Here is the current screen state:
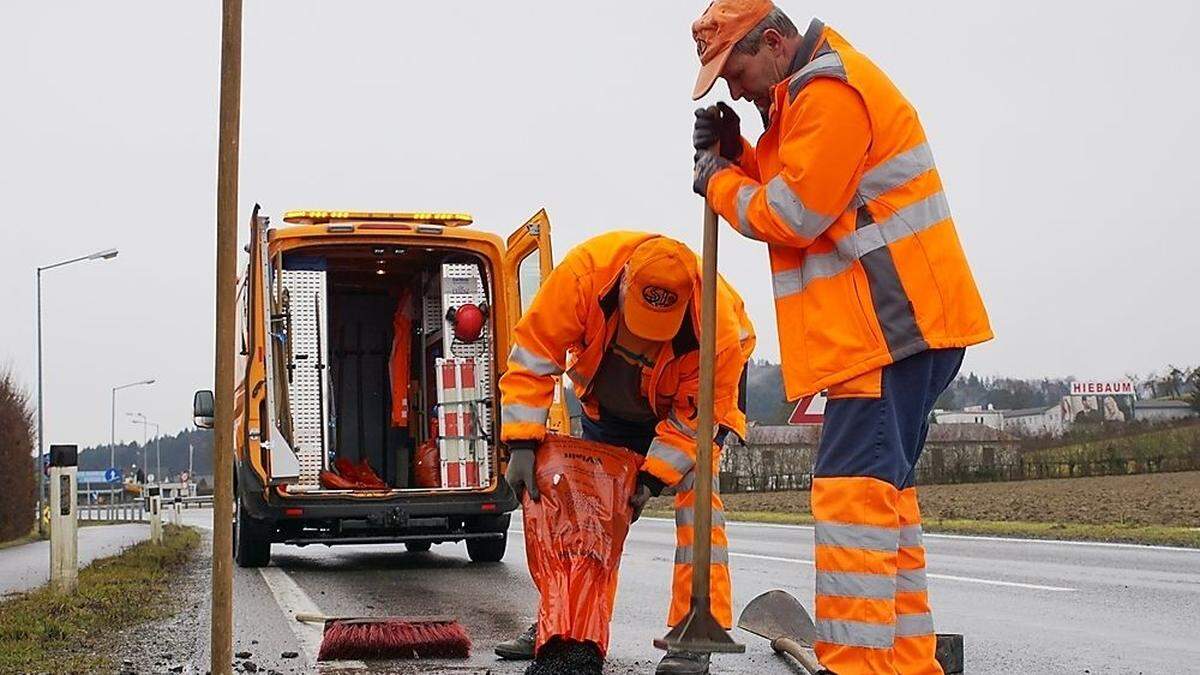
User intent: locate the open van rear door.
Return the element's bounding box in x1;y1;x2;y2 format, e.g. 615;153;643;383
251;206;302;484
503;209;570;434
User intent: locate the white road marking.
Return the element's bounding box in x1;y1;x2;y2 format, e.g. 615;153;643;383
728;552;1077;592
636;516;1199;553
258;566;367;671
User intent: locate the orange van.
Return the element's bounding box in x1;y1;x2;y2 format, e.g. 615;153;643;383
194;207;564;566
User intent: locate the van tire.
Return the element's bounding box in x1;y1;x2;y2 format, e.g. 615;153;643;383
405;541;432;553
466;533;507;563
234;493;272;568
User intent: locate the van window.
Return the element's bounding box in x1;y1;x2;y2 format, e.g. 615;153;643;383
517;252;541;315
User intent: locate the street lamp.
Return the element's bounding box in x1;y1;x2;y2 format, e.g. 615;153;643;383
36;247;119;530
111;379;155;468
127;413;161;481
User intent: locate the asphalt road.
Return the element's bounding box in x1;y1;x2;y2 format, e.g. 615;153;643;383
176;508;1200;674
0;523;149;597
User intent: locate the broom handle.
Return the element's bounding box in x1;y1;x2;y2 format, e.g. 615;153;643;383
688;202;720;611
295;612;329;624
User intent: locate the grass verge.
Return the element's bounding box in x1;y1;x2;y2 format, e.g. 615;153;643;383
641;509;1200;548
0;524;200;674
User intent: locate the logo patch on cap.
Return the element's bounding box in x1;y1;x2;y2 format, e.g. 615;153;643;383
642;286;679;310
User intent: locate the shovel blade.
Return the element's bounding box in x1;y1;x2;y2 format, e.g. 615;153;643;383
737;590;817;647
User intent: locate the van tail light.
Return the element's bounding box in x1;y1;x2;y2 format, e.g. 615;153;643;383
284;507;304;517
481;503;497;512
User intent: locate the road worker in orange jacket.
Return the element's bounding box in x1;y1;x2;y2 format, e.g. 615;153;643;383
689;2;993;674
495;231;755;675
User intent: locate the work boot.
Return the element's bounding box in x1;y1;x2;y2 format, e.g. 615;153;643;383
494;622;536;660
656;650;711;674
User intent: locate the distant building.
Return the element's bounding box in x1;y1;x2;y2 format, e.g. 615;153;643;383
1134;399;1197;423
719;423;1019;491
933;404;1004;430
1001;404;1066;437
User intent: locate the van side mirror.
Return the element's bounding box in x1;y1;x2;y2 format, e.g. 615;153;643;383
193;390;215;429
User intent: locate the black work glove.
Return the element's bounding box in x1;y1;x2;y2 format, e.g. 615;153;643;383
693;102;743;161
630;472;666;523
504;442;539;502
693;150;731;198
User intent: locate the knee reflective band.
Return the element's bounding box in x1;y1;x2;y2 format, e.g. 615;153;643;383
812;476;899;675
894;487;943;675
669;469;732;629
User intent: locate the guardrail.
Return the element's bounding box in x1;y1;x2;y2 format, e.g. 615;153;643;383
77;501;147;523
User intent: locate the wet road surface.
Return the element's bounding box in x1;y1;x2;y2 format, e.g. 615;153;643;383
177;509;1200;674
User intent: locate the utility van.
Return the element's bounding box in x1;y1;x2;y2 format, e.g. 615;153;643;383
194;207;565;566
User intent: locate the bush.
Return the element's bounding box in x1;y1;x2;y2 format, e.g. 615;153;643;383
0;368;37;543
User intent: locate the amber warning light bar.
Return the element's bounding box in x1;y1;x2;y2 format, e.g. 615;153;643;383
283;210;474;228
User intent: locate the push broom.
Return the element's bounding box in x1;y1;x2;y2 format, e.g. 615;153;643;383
295;612;471;661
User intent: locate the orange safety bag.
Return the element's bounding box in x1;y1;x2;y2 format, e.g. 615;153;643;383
522;434;642;657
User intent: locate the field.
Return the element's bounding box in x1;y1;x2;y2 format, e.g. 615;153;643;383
646;470;1200;546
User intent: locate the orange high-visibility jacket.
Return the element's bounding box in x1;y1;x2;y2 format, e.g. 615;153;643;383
499;231;756;488
707;24;992;401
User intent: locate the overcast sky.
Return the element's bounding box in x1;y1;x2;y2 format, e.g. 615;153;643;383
2;2;1197;449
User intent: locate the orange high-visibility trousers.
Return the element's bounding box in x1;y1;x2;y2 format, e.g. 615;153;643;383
811;348;962;674
669;462;732;628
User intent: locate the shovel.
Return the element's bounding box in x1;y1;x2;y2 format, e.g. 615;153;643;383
738;590;832;674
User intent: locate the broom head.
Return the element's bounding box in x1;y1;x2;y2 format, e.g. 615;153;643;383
317;616;471;661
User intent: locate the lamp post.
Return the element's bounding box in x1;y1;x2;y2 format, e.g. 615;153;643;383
36;248;119;532
111;379;155;468
126;413;160;481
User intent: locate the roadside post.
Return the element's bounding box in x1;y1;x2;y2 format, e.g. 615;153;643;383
211;0;243;672
148;485;163;544
171;495;182;526
48;444;79;593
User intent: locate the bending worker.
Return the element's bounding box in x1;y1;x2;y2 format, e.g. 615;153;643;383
689;2;993;674
496;231;755;675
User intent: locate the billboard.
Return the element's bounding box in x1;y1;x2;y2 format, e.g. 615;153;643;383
1069;380;1135;396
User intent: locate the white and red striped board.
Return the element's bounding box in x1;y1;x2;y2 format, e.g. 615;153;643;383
435;357;488;488
788;391;827;425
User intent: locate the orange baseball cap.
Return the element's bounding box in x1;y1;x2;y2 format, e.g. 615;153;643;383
691;0;775;100
622;239;699;342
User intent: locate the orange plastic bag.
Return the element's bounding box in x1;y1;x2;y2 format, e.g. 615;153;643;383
413;439;441;488
522;434;642;657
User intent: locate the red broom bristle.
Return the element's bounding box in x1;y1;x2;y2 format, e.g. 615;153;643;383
317;619;471;661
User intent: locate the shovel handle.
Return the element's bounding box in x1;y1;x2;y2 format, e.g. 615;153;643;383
771;636;834;674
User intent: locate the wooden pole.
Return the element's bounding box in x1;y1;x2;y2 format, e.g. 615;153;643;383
211;0;241;672
690;204;720;608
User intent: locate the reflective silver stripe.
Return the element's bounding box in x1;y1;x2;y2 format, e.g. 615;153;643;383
677;470;720;494
734;184;763;241
500;403;548;426
859;143;935;200
648;439;695;475
771;267;803;299
815;522;899;552
667;411;697;439
739;325;752;342
509;345;562;376
895;613;935;637
815;619;895;649
675;506;727;529
770;191;952;301
898;525;924;548
565;366;590;390
787;51;847;101
896;568;928;593
816;571;896;600
675;545;730;565
766;175;837;241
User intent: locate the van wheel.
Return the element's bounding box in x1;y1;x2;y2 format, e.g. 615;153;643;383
466;532;507;563
234;493;272;568
405;541;432;553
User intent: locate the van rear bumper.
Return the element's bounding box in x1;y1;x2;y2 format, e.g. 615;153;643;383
236;462;519;545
